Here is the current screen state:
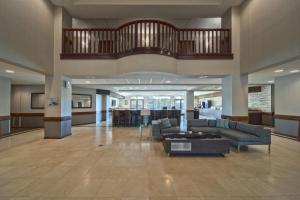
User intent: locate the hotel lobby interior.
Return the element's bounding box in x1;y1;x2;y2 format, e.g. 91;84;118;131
1;0;300;199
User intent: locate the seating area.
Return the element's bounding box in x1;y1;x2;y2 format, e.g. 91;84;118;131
152;118;271;154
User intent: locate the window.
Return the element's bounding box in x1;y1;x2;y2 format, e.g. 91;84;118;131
130;97;144;109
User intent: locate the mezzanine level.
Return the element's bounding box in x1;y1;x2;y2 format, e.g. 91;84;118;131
61;20;233;60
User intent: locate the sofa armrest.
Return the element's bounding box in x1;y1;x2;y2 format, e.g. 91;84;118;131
151;120;162;138
259;128;272;144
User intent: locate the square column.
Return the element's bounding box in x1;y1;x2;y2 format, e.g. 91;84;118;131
222;74;248;121
186;91;194;120
44;74;72;139
101;95;108;121
0;77;11;137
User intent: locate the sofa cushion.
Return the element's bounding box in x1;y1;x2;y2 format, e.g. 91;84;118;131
220;129;259;142
208;119;217;127
161;126;181;133
216;119;229;128
229;120;237;129
169;118;178;127
190;127;219;133
236;122;261;137
188;119;208;127
161;118;171;129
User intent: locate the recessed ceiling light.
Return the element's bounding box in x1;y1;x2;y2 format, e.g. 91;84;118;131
274;69;284;73
199;76;208;79
165;80;171;83
85;80;91;84
268;80;274;83
290;69;300;73
5;69;15;74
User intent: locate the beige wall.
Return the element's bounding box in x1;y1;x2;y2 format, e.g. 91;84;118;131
240;0;300;74
275;73;300;116
0;77;11;116
11;85;96;114
0;0;54;74
72;18;221;29
11;85;44;113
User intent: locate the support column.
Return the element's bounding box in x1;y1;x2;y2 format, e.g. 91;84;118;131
101;95;108;121
0;77;11;137
222;74;248;122
44;74;72;139
186;90;194;120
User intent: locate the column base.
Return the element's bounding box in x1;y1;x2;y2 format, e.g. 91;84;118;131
44;116;72;139
0;116;10;137
221;115;249;122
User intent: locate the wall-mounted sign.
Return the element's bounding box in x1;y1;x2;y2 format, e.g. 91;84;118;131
48;97;59;106
64;80;71;89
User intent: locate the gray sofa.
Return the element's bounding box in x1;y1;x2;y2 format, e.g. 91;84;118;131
187;119;271;152
151;118;180;139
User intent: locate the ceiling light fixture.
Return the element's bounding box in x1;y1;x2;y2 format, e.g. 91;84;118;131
290;69;300;73
85;80;91;84
5;69;15;74
199;76;208;79
268;80;274;83
274;69;284;73
165;80;171;84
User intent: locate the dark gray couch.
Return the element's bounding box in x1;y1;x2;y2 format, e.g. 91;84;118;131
187;119;271;152
151;118;180;139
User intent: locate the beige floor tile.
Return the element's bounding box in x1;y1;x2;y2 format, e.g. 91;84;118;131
0;126;300;199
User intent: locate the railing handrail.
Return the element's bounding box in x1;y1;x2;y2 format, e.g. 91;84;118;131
61;19;233;60
63;19;231;32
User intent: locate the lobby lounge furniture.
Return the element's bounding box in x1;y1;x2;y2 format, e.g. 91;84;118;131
162;133;230;156
187;119;271;152
151;118;181;139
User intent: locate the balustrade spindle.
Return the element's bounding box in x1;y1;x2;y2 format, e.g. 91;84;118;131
61;20;232;59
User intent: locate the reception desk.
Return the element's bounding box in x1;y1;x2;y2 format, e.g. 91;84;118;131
112;109;181;127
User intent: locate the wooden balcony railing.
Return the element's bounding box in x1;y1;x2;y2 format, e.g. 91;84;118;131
61;20;233;60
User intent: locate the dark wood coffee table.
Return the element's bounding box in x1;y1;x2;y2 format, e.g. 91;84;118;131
162;133;230;156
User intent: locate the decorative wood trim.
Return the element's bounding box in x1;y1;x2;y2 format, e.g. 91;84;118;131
274;114;300;121
221;115;249;122
273;131;299;141
61;52;234;60
72;111;96;115
186;110;194;112
262;112;274;116
11;113;44;117
44;116;72;121
0;115;10;121
298;121;300;141
73;122;96;126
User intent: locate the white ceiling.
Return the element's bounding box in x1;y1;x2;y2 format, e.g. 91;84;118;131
50;0;245;19
2;57;299;92
0;61;44;85
73;72;222;92
248;58;300;85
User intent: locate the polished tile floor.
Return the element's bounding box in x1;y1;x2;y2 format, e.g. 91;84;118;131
0;126;300;200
